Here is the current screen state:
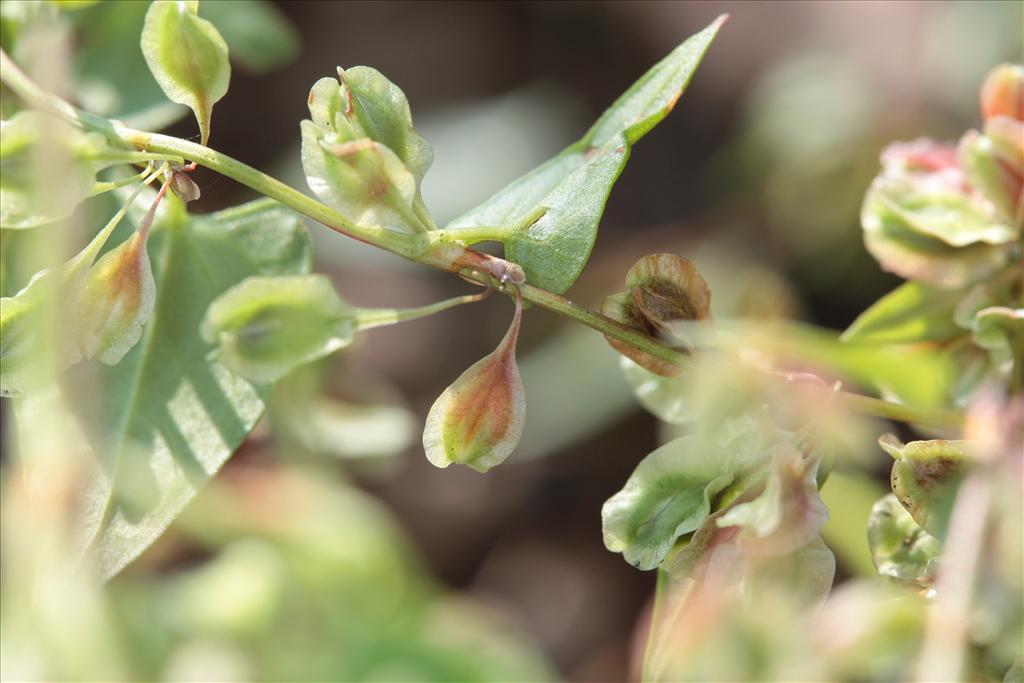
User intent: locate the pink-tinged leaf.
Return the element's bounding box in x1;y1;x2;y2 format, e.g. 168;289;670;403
422;294;525;473
716;445;829;556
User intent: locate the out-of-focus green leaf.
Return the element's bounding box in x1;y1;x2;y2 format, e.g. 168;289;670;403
867;493;940;588
141;0;230;145
842;281;966;344
1;183;153;395
301;67;434;233
270;367;416;460
197;0;298;74
202;274;353;384
620;356;689;424
820;470;887;577
860;141;1017;289
74;196;311;579
879;433;968;538
972;306;1024;354
740;321;956;410
448;17;725;294
0;111;130;229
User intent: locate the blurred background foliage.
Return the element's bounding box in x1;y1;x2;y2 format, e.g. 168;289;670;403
1;1;1022;681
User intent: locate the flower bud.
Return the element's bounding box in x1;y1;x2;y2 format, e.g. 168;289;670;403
66;229;156;366
980;64;1024;123
422;294;525;473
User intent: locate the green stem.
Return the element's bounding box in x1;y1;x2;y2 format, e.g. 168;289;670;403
0;48;965;432
354;289;492;330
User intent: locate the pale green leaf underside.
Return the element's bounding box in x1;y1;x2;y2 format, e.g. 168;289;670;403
602;434;738;571
448;17;724;294
80;197;310;579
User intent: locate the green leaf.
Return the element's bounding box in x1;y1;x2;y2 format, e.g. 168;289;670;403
202;274;354;384
74;196;310;579
300;68;434;234
447;17;725;294
602;420;777;570
141;0;230;145
842;281;966;344
879;434;968;538
867;493;940;588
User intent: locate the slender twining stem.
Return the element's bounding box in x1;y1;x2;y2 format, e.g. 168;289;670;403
354;288;493;330
0;48;966;431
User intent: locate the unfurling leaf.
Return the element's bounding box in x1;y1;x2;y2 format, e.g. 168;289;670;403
601;253;711;376
601;418;783;570
201;274;354;384
716;445;828;556
980;64;1024;123
861;139;1016;288
867;493;940;588
422;294;525;473
301;67;433;233
141;0;231;145
448;17;725;294
879;434;968;538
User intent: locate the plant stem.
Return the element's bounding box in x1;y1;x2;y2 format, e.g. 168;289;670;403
0;48;966;431
354;289;493;330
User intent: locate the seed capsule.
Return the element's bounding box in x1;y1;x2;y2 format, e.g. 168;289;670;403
422;293;525;473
